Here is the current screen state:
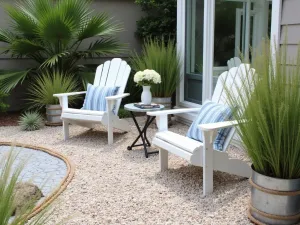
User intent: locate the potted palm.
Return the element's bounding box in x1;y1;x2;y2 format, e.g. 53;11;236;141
27;70;80;126
131;39;181;109
227;42;300;225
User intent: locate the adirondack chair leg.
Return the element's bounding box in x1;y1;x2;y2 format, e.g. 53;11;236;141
63;121;69;141
107;100;114;145
159;149;168;171
202;130;217;197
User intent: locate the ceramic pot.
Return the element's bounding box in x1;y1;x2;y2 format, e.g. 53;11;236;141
141;86;152;104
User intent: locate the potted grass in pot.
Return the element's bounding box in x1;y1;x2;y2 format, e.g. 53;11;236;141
131;38;181;110
226;42;300;225
27;70;80;126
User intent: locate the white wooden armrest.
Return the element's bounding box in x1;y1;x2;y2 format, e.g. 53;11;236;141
198;120;238;131
53;91;87;97
147;108;201;116
105;93;130;101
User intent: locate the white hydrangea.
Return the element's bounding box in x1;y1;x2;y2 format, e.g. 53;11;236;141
134;69;161;86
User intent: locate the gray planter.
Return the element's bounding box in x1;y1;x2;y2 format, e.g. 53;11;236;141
46;104;62;126
249;166;300;225
152;97;172;109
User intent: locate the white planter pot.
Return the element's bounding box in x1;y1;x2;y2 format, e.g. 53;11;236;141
141;86;152;104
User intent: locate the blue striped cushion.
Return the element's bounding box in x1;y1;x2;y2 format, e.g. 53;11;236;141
186;101;233;151
82;84;120;113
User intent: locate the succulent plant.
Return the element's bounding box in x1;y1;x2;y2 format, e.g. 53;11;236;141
19;112;44;131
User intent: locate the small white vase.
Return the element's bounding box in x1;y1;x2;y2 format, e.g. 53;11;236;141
141;86;152;105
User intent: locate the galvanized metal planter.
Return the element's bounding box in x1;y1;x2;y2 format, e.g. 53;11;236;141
46;104;62;126
152;97;172;109
249;166;300;225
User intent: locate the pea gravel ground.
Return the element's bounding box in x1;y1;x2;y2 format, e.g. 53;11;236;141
0;117;252;225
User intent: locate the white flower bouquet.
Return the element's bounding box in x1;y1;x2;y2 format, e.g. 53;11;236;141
134;69;161;86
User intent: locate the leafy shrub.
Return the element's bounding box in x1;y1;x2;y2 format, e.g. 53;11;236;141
135;0;176;41
19;112;44;131
131;39;181;97
0;0;124;93
0;92;9;112
27;70;80;109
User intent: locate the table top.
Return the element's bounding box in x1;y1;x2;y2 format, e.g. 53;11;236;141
124;103;165;112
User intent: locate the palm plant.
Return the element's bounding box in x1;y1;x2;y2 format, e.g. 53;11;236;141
0;0;124;93
131;39;181;97
0;150;51;224
226;41;300;179
27;70;80;109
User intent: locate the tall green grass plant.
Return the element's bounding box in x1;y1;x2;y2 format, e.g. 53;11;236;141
226;41;300;179
131;39;181;97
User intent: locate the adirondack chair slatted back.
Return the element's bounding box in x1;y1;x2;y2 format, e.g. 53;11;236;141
211;64;255;151
93;58;131;114
227;57;242;69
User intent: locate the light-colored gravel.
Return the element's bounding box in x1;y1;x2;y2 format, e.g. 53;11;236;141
0;117;252;225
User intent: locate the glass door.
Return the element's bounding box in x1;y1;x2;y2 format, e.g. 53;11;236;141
184;0;204;104
213;0;272;90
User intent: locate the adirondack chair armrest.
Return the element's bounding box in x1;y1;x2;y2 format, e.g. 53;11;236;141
198;120;239;131
105;93;130;101
147;108;201;117
53;91;87;97
53;91;87;109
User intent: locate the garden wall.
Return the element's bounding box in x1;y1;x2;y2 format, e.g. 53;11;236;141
0;0;144;111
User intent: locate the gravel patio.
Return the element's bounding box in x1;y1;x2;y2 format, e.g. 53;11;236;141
0;117;252;225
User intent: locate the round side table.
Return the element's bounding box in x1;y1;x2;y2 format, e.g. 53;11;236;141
124;103;165;158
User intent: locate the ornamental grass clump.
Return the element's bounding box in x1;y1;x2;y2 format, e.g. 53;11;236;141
226;41;300;179
27;70;80;109
19;111;44;131
131;39;181;97
0;150;51;225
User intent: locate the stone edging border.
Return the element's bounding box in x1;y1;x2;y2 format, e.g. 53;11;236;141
0;142;75;220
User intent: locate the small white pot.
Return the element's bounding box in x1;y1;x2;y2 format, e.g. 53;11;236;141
141;86;152;104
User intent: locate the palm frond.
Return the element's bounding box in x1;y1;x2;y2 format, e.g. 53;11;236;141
40;51;71;69
11;39;45;56
78;14;123;41
0;70;31;93
3;3;38;39
83;39;125;57
0;29;16;44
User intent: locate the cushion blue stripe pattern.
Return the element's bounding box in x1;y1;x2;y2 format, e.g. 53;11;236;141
82;84;120;114
186;101;233;151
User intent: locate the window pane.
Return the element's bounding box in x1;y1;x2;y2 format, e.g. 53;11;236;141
184;0;204;104
212;0;272;93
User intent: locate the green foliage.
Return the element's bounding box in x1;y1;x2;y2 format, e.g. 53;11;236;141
27;70;80;109
118;108;131;119
19;111;44;131
0;0;124;93
135;0;176;41
226;41;300;179
0;150;51;225
131;39;181;97
0;91;9;112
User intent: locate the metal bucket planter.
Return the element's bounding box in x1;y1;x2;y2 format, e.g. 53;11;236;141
152;97;172;126
249;166;300;225
46;104;62;126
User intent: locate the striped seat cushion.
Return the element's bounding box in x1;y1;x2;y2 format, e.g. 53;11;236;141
82;84;120;113
186;101;233;151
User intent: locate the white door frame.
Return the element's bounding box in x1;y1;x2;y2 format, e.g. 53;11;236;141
176;0;282;111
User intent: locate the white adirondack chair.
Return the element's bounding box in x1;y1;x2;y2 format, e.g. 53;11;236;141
227;57;242;69
54;58;131;145
147;64;254;196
